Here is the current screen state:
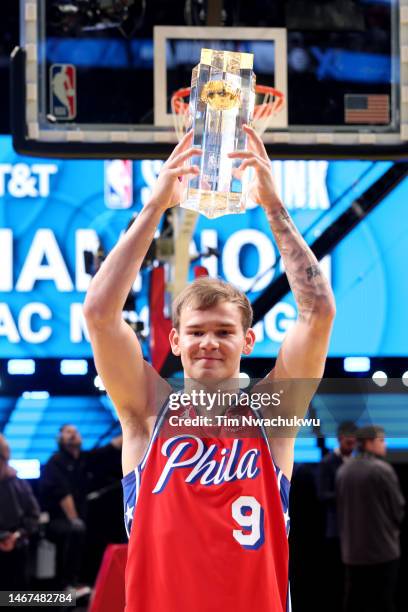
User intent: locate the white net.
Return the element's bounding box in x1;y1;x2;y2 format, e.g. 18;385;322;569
171;85;285;142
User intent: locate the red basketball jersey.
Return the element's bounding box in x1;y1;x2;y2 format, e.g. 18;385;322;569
122;401;291;612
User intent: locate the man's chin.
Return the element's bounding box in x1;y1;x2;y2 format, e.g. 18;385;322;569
186;367;231;384
65;443;81;451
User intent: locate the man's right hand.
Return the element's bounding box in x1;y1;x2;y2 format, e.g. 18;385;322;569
149;130;201;211
69;517;86;532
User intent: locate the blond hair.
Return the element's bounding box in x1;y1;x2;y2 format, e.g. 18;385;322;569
172;277;253;331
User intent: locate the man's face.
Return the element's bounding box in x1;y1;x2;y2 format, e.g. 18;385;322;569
59;425;82;450
169;302;255;382
366;435;387;457
339;435;356;457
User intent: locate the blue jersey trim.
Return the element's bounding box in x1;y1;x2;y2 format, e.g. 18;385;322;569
139;397;171;471
253;407;291;535
121;395;173;536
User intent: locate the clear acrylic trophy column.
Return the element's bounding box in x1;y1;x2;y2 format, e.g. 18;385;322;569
180;49;255;219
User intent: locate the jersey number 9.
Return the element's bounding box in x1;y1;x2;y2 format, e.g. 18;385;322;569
232;495;265;550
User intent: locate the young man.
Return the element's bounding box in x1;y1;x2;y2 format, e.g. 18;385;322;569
84;127;336;611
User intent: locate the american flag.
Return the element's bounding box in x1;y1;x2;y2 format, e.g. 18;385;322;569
344;94;390;124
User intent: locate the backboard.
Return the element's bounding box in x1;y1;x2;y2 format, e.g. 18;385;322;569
11;0;408;159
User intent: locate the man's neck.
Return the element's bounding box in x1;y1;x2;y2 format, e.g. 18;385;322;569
360;449;384;460
182;378;242;417
63;446;80;459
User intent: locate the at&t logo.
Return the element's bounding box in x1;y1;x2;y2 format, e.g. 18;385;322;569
0;164;58;198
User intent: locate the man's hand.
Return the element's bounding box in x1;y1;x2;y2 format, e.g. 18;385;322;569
69;518;86;533
228;125;280;212
0;532;19;552
150;131;201;211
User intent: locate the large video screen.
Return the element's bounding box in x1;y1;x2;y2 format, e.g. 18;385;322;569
0;135;407;358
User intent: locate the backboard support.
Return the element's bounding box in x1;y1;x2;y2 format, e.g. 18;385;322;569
11;0;408;160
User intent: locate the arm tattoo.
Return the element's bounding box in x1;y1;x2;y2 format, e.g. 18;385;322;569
266;206;334;323
306;265;322;281
277;207;290;222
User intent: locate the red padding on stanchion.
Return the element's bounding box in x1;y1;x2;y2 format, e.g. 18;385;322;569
194;266;209;278
150;266;172;372
89;544;128;612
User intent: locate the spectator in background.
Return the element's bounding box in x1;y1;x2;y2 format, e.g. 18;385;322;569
319;421;357;538
40;424;122;589
0;433;40;590
337;425;405;612
318;422;357;612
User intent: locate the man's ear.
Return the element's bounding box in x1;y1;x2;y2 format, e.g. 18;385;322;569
242;328;256;356
169;328;181;356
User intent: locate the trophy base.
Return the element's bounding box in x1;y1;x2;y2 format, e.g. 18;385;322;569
181;189;246;219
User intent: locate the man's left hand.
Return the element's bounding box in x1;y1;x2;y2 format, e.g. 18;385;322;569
0;532;19;552
228;125;281;212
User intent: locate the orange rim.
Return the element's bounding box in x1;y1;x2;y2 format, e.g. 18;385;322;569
171;84;285;118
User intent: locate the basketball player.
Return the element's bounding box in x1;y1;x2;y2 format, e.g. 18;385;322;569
84;126;336;612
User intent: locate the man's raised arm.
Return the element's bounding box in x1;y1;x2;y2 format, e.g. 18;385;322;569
230;127;335;479
230;125;336;381
263;193;335;379
83;132;200;427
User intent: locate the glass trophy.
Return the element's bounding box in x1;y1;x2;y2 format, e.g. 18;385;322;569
181;49;255;219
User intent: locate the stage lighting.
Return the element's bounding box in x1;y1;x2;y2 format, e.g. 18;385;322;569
343;357;370;373
372;370;387;387
94;375;105;391
9;459;40;479
239;372;251;388
49;0;144;36
7;359;36;375
21;391;50;399
60;359;88;375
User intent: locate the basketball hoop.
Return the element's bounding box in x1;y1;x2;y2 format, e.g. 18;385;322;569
171;84;285;141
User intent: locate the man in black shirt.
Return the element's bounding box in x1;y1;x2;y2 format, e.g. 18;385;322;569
318;422;357;612
0;433;40;590
319;421;357;539
337;425;405;612
40;424;121;588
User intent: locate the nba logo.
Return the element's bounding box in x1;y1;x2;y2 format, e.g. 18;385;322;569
50;64;77;120
104;160;133;209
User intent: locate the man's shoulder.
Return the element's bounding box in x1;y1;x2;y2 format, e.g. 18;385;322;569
359;453;392;473
13;476;36;497
82;444;118;461
359;457;398;491
338;453;391;477
44;451;59;463
370;456;396;478
43;451;68;470
336;455;358;477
